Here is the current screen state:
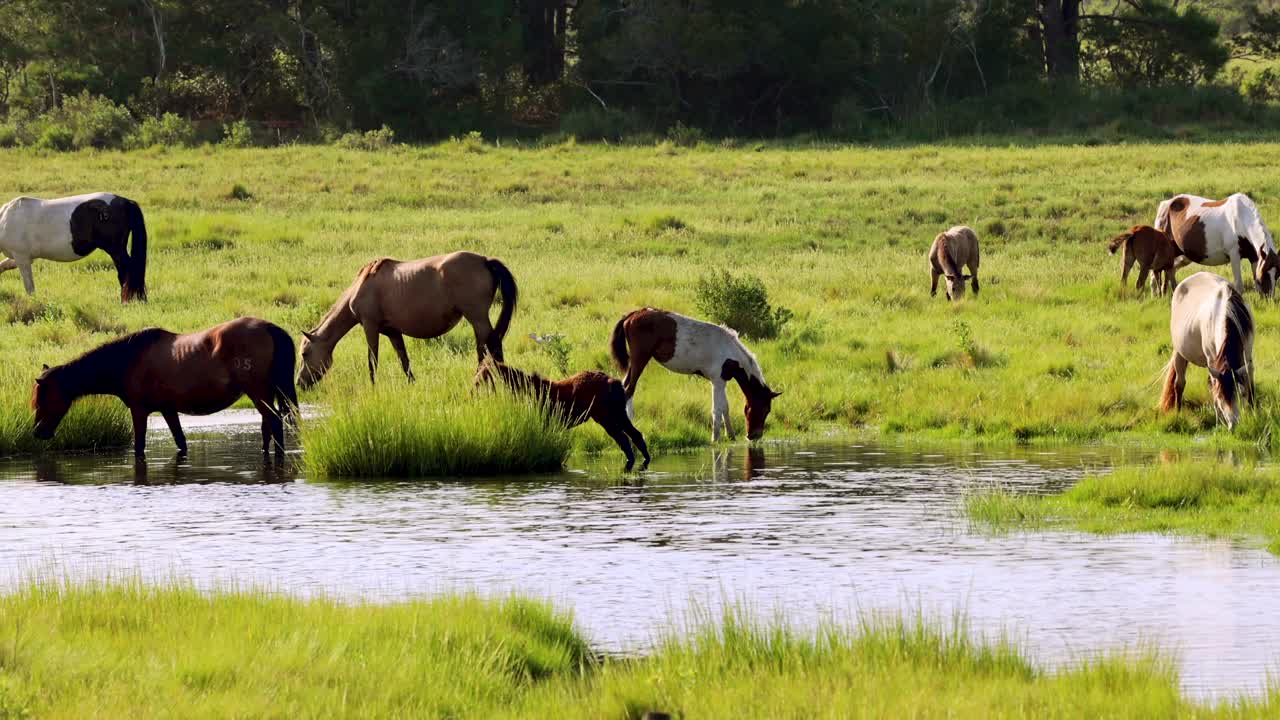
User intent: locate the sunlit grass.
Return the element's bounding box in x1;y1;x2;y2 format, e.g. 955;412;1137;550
0;368;129;456
965;460;1280;554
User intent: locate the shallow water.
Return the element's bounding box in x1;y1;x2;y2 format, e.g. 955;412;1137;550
0;420;1276;698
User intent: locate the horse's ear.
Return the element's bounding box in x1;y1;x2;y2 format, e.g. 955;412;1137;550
41;363;49;371
301;331;317;342
1207;367;1225;382
961;274;973;280
770;389;783;398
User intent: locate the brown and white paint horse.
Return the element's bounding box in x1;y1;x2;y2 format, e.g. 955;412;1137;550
297;251;517;389
1107;225;1181;295
1161;272;1255;431
0;192;148;301
610;308;781;441
1155;193;1279;296
928;225;980;300
475;356;650;470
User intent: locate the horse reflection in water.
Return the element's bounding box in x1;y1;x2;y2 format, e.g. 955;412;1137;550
710;445;768;482
31;448;297;486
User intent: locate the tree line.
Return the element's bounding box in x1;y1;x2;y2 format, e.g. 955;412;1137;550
2;0;1280;143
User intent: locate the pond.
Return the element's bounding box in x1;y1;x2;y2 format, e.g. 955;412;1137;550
0;417;1276;699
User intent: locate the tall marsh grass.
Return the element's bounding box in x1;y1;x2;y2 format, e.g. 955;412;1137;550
966;460;1280;554
302;367;572;477
0;369;129;456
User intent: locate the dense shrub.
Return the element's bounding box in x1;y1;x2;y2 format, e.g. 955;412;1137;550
336;125;396;150
694;271;793;339
0;124;17;148
128;113;198;148
35;125;74;151
60;92;136;149
220;120;256;148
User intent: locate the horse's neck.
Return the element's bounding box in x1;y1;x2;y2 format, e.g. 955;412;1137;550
60;354;124;399
313;292;359;344
498;366;551;395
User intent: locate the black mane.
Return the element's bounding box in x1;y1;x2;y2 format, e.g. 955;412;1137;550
47;327;171;394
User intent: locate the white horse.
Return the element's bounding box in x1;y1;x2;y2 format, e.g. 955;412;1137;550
1154;193;1277;296
1161;272;1255;430
609;308;781;441
0;192;148;302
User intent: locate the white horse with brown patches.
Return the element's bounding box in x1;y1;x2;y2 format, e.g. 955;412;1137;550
1155;193;1278;296
0;192;148;301
1161;272;1255;431
928;225;980;300
610;308;781;441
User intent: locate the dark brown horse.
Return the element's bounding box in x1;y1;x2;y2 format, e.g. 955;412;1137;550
298;251;518;389
475;357;651;470
33;317;298;457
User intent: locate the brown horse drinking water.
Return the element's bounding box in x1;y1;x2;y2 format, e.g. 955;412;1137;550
33;317;298;456
298;251;518;389
475;357;650;470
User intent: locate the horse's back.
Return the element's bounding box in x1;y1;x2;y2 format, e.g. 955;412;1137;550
1171;272;1237;365
351;251;496;337
137;318;284;413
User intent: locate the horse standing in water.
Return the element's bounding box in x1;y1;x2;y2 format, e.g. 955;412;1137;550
1161;272;1255;431
610;308;781;441
33;318;298;456
1155;193;1279;296
475;356;650;470
297;251;517;389
0;193;148;302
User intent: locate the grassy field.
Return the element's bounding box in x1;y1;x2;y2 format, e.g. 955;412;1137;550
4;139;1280;459
0;580;1274;719
966;459;1280;554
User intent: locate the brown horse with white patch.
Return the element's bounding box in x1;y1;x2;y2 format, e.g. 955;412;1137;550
475;357;650;470
297;251;518;389
928;225;980;300
610;308;780;442
1107;225;1181;295
33;317;298;456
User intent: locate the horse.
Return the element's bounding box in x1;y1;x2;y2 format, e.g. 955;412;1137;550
32;317;298;457
475;356;650;470
1154;193;1279;296
1160;272;1255;431
0;192;148;302
1107;225;1181;295
610;308;781;442
928;225;980;300
297;251;517;389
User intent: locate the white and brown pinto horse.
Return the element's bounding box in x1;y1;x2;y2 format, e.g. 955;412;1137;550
1155;193;1278;296
1161;272;1255;431
0;193;148;301
610;308;781;441
297;251;518;388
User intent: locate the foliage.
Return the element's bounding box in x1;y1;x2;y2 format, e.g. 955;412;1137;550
531;333;573;375
694;271;793;340
220;120;256;148
1082;1;1231;88
128;112;198;149
336;124;397;151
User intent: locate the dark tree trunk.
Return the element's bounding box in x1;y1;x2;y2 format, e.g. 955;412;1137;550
521;0;568;85
1041;0;1080;80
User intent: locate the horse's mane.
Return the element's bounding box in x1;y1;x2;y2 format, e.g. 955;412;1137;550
934;233;961;277
481;358;553;395
720;325;769;389
43;327;170;392
1212;288;1253;407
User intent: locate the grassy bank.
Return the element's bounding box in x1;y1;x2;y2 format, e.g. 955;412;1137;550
5;140;1280;456
966;460;1280;554
0;581;1274;719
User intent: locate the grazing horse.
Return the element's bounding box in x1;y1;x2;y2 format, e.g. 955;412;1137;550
0;192;148;302
1107;225;1181;295
1155;193;1278;296
610;308;781;442
1160;272;1255;431
297;251;518;389
928;225;980;300
32;318;298;457
475;357;651;470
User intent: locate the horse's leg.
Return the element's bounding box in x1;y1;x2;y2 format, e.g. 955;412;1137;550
462;309;496;364
599;419;637;471
621;415;651;469
17;261;34;295
250;396;283;455
930;266;941;297
711;380;732;441
622;350;653;420
1231;255;1246;293
362;322;380;384
161;411;188;455
0;258;15;274
130;406;149;456
385;330;415;382
969;263;979;296
1135;265;1150;293
1173;355;1188;411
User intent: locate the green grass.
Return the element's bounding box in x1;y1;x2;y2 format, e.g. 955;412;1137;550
0;580;1274;719
302;364;573;477
6;140;1280;456
0;368;129;456
966;460;1280;554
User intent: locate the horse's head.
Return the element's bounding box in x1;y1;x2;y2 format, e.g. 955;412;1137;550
1256;249;1280;297
1207;367;1243;431
744;385;782;441
31;365;71;440
296;331;333;390
945;274;971;301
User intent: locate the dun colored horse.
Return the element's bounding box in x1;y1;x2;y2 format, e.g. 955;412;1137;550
1155;193;1279;296
1108;225;1181;295
928;225;980;300
0;192;148;302
33;317;298;456
298;251;517;389
475;357;650;470
1160;272;1255;431
610;308;780;442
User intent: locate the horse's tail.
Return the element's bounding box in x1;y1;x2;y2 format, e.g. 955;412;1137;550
610;313;631;371
122;198;148;302
1159;358;1179;412
485;257;518;361
266;323;299;422
1107;232;1130;255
